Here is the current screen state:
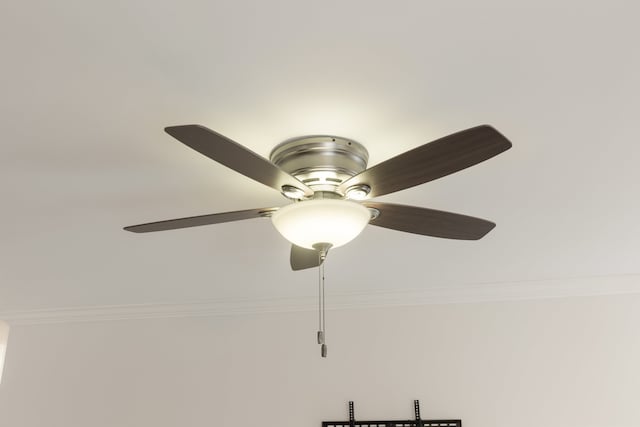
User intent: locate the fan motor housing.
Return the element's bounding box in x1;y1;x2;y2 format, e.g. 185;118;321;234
269;136;369;194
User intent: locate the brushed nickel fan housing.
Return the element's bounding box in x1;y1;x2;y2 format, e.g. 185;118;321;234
269;136;369;195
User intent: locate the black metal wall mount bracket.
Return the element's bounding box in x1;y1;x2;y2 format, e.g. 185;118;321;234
322;400;461;427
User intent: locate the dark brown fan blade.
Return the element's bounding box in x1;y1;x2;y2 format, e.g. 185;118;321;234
165;125;313;197
290;245;324;271
339;125;511;199
363;202;495;240
124;207;278;233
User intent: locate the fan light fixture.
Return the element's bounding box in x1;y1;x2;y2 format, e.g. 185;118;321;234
123;125;512;358
124;124;513;271
271;199;370;249
0;321;8;384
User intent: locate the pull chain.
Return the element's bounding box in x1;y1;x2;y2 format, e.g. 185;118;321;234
320;257;326;357
313;243;332;358
317;251;323;346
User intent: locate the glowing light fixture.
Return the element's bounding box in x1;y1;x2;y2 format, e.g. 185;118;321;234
0;321;8;384
271;199;370;249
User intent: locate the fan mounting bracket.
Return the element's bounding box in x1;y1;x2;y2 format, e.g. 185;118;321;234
270;136;369;195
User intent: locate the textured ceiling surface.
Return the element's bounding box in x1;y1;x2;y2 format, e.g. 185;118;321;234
1;1;639;313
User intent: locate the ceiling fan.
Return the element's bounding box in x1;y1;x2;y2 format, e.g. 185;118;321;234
124;124;512;270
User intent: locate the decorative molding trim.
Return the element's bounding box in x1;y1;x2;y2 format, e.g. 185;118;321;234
2;274;639;325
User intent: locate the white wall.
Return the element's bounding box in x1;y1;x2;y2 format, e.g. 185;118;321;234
1;294;639;427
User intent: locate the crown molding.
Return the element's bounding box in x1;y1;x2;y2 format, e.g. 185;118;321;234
2;274;639;325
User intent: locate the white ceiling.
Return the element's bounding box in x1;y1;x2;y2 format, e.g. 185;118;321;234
1;1;639;315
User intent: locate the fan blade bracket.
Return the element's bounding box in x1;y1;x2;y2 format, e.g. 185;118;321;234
280;185;308;200
344;184;372;201
367;206;381;220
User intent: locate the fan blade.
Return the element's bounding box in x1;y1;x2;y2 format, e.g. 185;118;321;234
363;202;495;240
290;245;323;271
165;125;314;197
124;207;278;233
340;125;511;198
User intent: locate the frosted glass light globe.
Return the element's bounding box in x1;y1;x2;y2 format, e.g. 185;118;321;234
271;199;370;249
